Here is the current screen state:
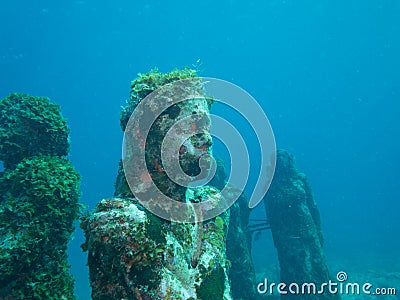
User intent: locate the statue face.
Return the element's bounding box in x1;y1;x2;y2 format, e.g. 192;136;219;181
156;97;214;185
122;79;216;221
140;98;215;201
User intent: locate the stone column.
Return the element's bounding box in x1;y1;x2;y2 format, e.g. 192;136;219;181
264;150;340;299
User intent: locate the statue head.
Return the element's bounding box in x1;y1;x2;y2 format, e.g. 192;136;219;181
122;70;216;222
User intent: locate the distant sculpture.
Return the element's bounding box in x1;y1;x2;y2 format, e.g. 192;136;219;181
264;150;340;299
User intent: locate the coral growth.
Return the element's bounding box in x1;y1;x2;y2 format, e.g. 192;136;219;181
0;93;81;299
120;67;206;132
81;197;231;299
0;93;69;169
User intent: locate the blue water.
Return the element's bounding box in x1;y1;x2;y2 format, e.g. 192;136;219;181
1;1;399;299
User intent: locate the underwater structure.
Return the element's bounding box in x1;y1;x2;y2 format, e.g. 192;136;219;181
264;150;340;299
81;69;234;299
0;93;81;299
210;159;258;300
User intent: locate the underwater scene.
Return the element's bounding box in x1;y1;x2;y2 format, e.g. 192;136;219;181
0;1;399;299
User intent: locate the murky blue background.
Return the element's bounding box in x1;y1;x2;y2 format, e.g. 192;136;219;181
1;1;399;298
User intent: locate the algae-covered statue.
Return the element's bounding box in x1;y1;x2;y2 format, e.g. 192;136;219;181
81;69;233;299
0;93;81;299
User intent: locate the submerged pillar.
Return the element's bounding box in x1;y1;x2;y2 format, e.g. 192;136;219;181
0;93;81;299
211;159;258;300
264;150;339;299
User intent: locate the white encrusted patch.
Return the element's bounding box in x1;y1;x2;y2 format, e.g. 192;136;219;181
123;203;146;223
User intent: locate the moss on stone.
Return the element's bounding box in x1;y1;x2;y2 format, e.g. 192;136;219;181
145;212;167;245
0;93;81;299
0;156;81;299
0;93;70;169
196;265;225;300
80;198;165;299
120;67;212;131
